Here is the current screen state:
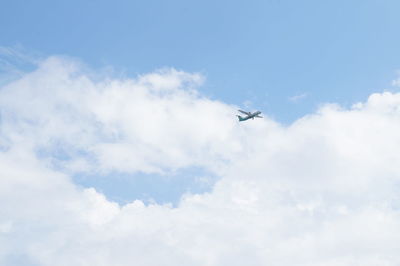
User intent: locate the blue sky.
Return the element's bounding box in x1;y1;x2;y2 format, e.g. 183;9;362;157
2;0;400;123
2;2;400;264
2;0;400;204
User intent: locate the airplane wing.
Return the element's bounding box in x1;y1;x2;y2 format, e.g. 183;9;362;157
256;115;263;118
238;110;251;115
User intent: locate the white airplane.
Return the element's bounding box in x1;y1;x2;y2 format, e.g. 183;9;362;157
237;110;263;122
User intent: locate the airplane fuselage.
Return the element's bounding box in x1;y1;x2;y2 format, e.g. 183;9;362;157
237;111;261;121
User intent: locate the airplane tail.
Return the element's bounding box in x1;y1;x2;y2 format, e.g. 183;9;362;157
237;115;245;122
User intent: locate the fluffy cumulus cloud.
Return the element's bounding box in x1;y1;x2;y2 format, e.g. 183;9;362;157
1;56;400;266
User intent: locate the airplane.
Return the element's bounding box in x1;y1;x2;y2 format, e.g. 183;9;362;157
237;110;263;122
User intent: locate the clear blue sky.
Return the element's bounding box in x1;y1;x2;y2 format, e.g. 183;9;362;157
2;0;400;204
2;0;400;122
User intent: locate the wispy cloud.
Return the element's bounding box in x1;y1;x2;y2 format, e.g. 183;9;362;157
390;70;400;87
392;78;400;87
0;45;42;86
288;92;307;102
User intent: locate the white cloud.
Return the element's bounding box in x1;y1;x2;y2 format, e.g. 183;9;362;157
0;56;246;175
0;56;400;265
289;93;307;102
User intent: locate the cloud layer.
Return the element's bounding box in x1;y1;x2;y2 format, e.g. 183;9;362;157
1;56;400;265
